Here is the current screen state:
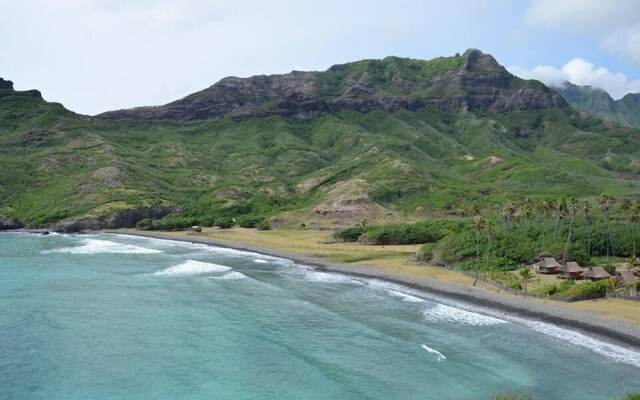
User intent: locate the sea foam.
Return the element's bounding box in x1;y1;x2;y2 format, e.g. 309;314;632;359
304;270;363;285
423;303;507;326
43;239;162;255
510;317;640;369
153;260;231;277
421;344;447;361
210;271;247;280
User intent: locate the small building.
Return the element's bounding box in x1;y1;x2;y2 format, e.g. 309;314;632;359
558;262;585;280
616;271;640;286
583;267;612;281
535;257;562;274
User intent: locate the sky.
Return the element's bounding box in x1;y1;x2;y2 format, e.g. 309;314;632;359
1;0;640;115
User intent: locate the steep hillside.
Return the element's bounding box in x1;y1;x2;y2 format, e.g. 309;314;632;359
100;49;565;120
1;51;640;231
556;82;640;128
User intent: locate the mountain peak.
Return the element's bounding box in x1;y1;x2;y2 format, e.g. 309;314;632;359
100;51;566;121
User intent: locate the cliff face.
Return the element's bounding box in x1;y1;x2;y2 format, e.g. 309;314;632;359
99;49;566;121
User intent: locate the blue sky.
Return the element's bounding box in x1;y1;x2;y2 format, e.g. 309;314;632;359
1;0;640;114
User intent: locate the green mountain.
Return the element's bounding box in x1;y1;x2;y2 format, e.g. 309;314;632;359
556;82;640;128
2;50;640;231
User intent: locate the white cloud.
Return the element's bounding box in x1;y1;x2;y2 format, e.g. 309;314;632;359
508;58;640;99
527;0;640;63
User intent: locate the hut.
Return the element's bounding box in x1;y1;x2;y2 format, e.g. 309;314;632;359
558;262;585;280
535;257;562;274
583;267;612;281
616;271;640;286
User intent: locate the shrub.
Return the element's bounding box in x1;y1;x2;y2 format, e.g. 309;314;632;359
534;284;558;296
553;280;612;301
237;215;264;228
334;227;364;242
416;243;433;262
256;220;272;231
604;263;616;275
216;218;235;229
136;218;154;230
359;220;459;245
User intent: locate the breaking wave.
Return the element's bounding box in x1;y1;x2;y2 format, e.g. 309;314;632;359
421;344;447;361
210;271;248;280
153;260;231;277
423;304;507;326
43;239;162;255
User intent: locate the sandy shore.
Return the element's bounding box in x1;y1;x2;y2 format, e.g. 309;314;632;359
104;228;640;349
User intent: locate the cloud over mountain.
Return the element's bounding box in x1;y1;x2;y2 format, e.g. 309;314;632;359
509;58;640;99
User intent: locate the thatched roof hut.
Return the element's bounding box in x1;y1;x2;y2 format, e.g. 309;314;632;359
558;262;585;280
616;271;640;286
583;266;612;281
536;257;562;274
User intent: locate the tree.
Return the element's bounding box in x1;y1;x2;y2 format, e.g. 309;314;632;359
581;200;592;257
553;198;568;239
599;194;616;263
562;197;578;263
519;268;534;291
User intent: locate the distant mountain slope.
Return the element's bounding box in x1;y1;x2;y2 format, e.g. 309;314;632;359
556;82;640;128
1;51;639;231
100;49;566;121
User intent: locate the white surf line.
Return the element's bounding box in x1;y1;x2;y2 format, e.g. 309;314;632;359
153;260;231;277
42;238;162;254
106;233;294;265
421;344;447;361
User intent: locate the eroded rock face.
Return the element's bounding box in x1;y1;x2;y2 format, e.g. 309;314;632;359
104;207;174;229
99;49;567;121
0;216;24;230
51;207;175;232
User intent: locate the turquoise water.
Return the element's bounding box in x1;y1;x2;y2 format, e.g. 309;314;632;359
1;233;640;400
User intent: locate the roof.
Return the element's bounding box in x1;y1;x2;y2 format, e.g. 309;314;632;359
542;257;561;268
583;267;612;279
617;271;640;285
562;262;584;273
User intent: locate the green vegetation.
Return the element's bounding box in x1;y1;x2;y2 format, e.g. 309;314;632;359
2;56;640;230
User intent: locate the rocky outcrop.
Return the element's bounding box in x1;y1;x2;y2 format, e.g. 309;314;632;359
0;77;43;99
0;216;24;230
104;207;174;229
51;207;175;232
99;49;567;121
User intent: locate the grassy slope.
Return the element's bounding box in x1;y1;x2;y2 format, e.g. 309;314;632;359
2;83;640;227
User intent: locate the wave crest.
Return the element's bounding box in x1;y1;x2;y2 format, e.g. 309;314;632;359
153;260;231;277
423;304;507;326
43;239;162;255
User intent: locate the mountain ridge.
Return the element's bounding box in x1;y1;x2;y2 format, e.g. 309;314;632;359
1;50;639;231
555;81;640;128
99;49;566;121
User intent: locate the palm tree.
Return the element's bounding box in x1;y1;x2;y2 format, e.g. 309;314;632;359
581;200;592;257
599;194;616;263
553;198;568;239
628;208;639;262
620;199;635;257
519;268;534;291
562;197;578;263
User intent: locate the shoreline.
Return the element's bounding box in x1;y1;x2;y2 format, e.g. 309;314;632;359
100;229;640;350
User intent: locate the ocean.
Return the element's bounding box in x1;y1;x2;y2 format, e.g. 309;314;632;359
1;232;639;399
